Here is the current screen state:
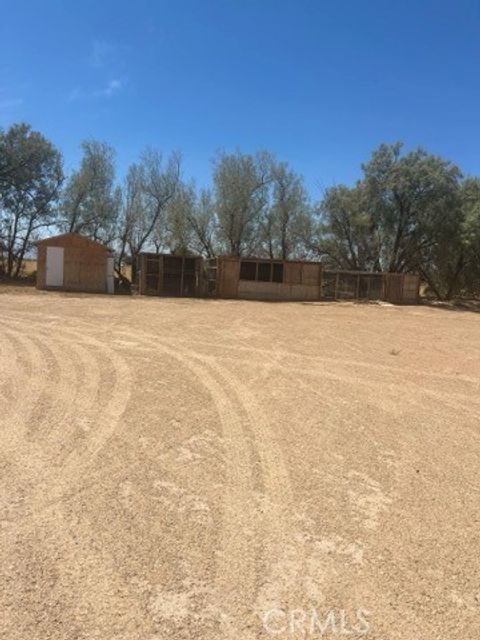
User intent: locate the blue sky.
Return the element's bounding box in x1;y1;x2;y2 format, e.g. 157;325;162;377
1;0;479;195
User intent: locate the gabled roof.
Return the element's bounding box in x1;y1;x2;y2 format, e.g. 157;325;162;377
34;232;109;250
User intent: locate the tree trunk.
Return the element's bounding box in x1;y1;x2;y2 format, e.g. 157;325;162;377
445;253;465;300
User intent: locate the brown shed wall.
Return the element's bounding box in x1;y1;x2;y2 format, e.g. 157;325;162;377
215;258;419;304
216;257;240;297
401;274;420;303
36;234;109;293
215;256;323;301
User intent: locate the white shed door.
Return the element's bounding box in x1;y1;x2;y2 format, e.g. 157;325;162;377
46;246;64;287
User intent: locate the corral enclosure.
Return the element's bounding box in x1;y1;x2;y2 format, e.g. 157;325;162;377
212;255;323;300
137;253;203;296
137;253;420;303
36;232;114;294
322;270;420;304
209;256;420;304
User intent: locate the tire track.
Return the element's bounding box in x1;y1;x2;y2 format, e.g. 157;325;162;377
0;321;81;458
118;325;305;633
116;327;259;638
48;337;102;464
0;315;150;640
6;309;303;636
24;310;262;637
174;337;480;387
0;329;19;405
176;347;306;615
0;315;132;509
0;326;52;482
26;331;80;445
0;326;48;433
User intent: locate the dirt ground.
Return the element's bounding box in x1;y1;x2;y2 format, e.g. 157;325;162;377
1;286;479;640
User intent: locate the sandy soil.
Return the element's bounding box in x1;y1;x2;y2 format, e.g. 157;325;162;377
0;286;479;639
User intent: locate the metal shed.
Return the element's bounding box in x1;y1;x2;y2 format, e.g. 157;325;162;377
35;232;114;294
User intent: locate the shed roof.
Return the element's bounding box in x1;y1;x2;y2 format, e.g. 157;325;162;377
35;232;110;250
217;254;324;265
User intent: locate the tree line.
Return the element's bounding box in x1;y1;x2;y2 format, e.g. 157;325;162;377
1;122;479;298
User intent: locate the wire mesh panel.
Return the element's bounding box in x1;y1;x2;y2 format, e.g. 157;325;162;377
138;253;201;297
162;256;183;295
272;263;284;283
337;273;358;299
206;259;217;294
320;270;416;302
322;271;337;298
257;262;271;282
146;259;160;274
358;274;384;300
145;274;159;292
239;260;257;281
145;256;161;294
182;258;197;296
368;274;384;300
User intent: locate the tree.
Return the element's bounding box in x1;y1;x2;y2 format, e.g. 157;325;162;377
361;143;462;275
213;150;271;255
186;188;218;258
116;149;181;281
319;183;382;270
151;183;220;258
61;140;121;244
259;162;311;259
155;181;195;254
317;143;467;298
459;177;480;296
0;123;63;277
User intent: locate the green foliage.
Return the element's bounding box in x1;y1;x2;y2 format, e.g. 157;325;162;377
319;142;479;299
2;121;480;299
460;178;480;295
0;123;63;277
116;149;181;279
213;150;272;256
61;140;120;244
320;183;381;270
260;161;311;259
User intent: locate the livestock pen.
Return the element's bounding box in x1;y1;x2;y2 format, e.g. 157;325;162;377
208;256;420;304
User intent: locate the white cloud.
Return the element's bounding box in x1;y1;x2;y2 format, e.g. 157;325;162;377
67;78;126;102
68;40;128;102
95;78;125;98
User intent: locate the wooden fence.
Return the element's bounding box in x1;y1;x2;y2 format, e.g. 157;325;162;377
322;270;419;304
139;253;420;304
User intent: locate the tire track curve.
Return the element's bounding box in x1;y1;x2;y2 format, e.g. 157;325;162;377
4;309;302;637
115;326;259;639
0;315;132;510
23;311;261;638
118;325;305;634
